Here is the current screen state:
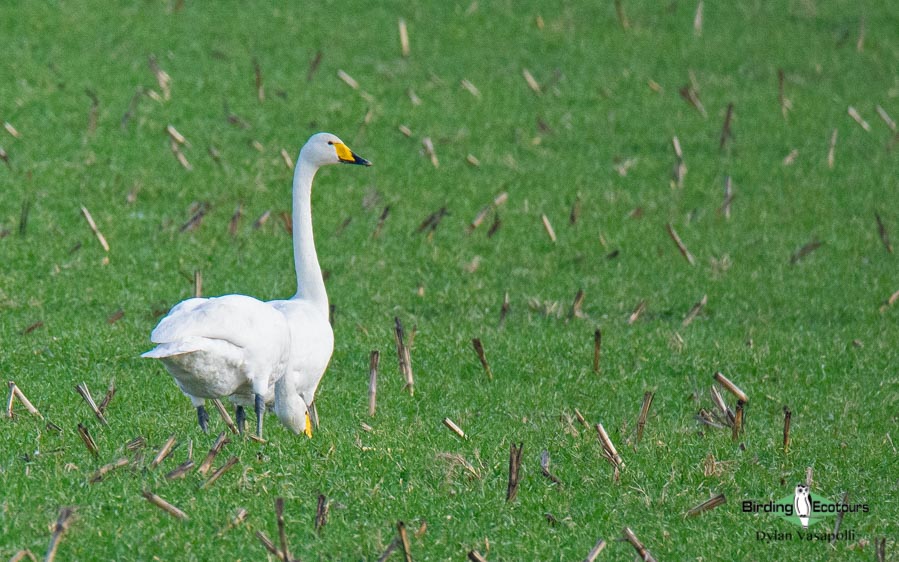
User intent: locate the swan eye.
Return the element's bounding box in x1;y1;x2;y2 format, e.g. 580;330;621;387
327;141;333;145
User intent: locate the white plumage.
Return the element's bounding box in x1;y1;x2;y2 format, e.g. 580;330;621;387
143;132;370;438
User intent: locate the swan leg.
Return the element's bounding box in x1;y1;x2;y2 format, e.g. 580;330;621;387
235;405;246;434
254;394;265;439
197;405;209;433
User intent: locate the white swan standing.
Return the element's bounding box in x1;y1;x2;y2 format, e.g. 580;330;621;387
142;295;289;437
269;132;371;436
142;133;370;438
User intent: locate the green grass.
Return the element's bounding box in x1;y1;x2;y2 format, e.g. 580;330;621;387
2;0;898;559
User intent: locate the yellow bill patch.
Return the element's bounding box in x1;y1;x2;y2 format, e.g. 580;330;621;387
304;412;313;438
334;142;354;163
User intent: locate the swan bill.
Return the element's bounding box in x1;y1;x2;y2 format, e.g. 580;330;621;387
334;142;372;166
304;412;313;438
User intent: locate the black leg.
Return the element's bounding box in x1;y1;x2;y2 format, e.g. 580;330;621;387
254;394;264;439
197;405;209;433
235;405;246;435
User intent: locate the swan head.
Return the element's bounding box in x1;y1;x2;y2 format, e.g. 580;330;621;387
301;132;371;168
274;379;314;438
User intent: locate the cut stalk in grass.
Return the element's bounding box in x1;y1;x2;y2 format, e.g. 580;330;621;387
150;435;177;469
831;491;848;545
80;206;109;252
106;309;124;325
460;79;481;98
622;527;656;562
4;121;21;138
170;140;192;170
685;493;726;517
10;384;41;417
488;214;502;237
306;50;322;81
506;442;524;501
372;205;390;239
337;69;359;90
593;328;601;373
217;507;248;537
671;136;687;188
636;392;654;444
595;424;623;468
710;385;734;427
0;147;9;168
394;317;414;394
666;223;696;265
584;538;607;561
732;400;745;441
499;291;510;327
228;203;243;236
570;194;581;225
827;128;838;168
165;124;188;145
422;137;439;168
777;69;791;118
75;383;108;426
875;537;886;562
570;289;585;319
806;466;814;488
89;457;129;484
465;154;480;167
19;199;30;235
442;417;465;439
125;436;146;451
398;18;410;57
471;338;493;380
679;85;707;118
721;176;734;218
880;288;899;313
847;106;871;132
875;212;893;253
6;381;15;418
468;192;507;232
628;300;646;325
369;350;379;417
44;507;75;562
376;538;400;562
693;0;703;35
790;239;822;264
8;550;36;562
397;521;412;562
682;295;707;327
539;449;562;485
719;102;734;149
522;68;541;94
256;531;280;557
148;55;171;100
714;372;749;404
541;214;557;242
876;105;896;132
398;124;412;137
76;423;99;457
201;456;238;489
574;408;590;429
211;398;238;434
468;551;487;562
783;406;792;453
142;491;188;520
252;58;264;102
197;432;230;476
165;460;194;480
275;497;290;562
613;0;629;29
416;206;448;235
315;494;328;534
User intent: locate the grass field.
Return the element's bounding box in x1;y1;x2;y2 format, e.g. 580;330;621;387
2;1;898;560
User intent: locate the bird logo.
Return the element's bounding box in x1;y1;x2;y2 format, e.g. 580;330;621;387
794;484;812;528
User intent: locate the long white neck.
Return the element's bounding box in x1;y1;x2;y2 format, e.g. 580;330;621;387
291;152;328;317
